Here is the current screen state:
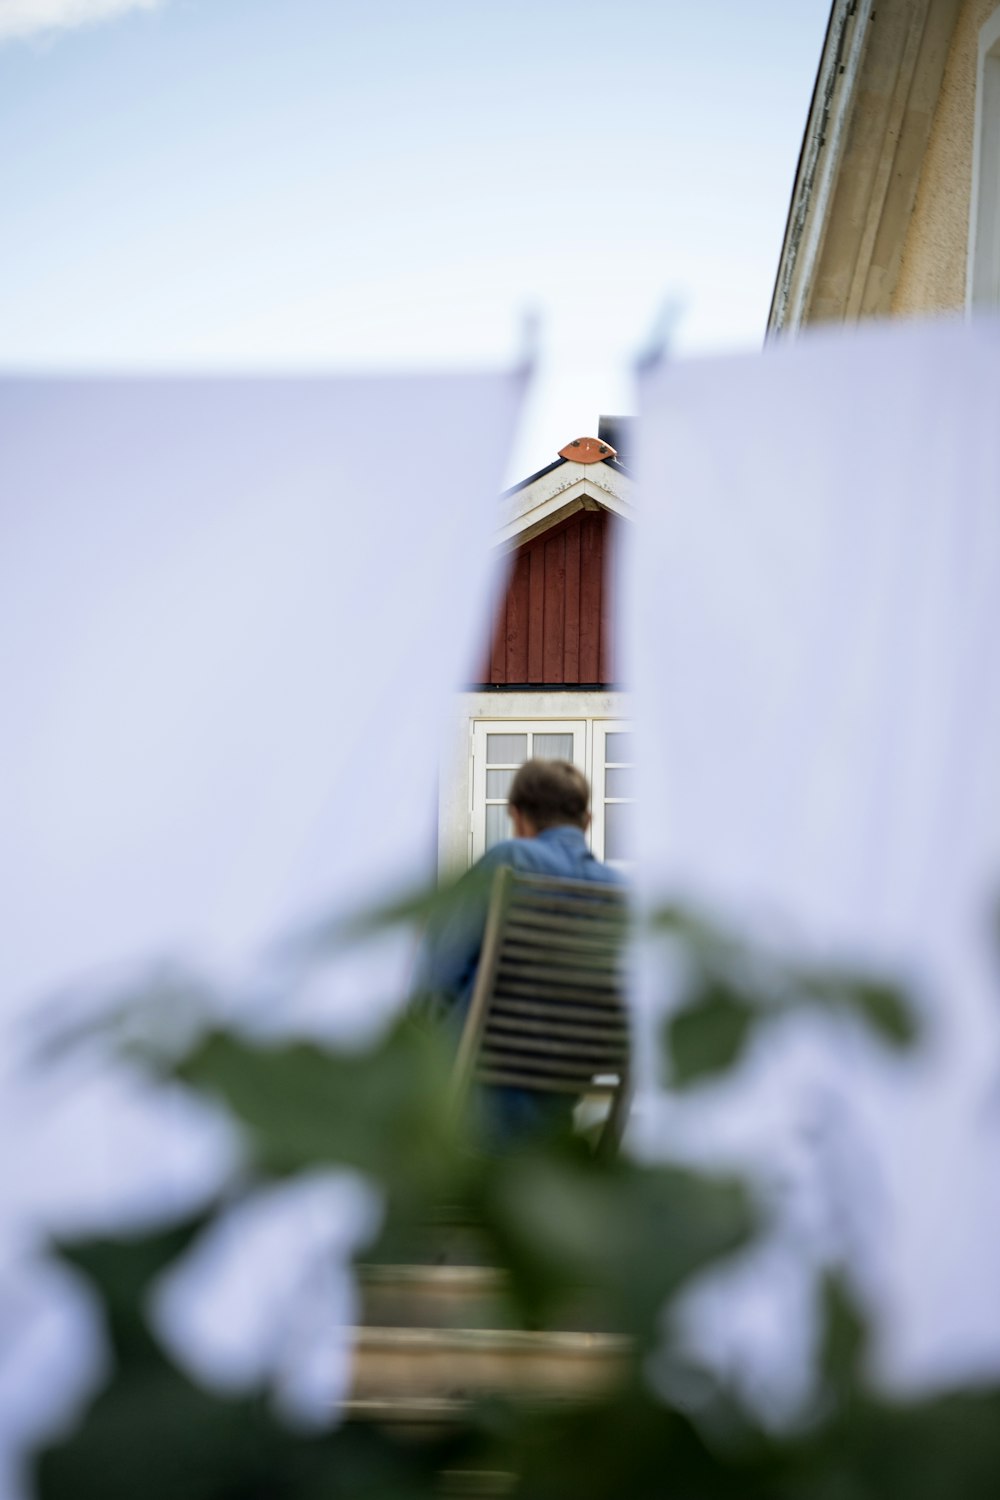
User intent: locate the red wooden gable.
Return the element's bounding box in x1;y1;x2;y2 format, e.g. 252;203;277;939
478;508;616;686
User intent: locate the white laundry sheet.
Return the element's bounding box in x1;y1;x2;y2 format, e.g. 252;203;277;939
1;373;524;1019
0;370;524;1482
632;315;1000;1409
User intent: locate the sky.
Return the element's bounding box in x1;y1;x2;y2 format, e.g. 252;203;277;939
0;0;831;478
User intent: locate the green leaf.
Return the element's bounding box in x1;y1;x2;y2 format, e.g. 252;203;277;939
53;1213;214;1364
284;865;498;959
665;984;758;1088
32;884;942;1500
35;1355;451;1500
174;1014;465;1209
816;1272;867;1411
480;1147;756;1342
43;1209;465;1500
839;978;917;1048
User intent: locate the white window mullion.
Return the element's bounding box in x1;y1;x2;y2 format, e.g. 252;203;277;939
591;720;635;870
470;719;586;860
467;722;477;867
584;720;595;851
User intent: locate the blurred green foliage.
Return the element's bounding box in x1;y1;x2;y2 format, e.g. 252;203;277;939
30;891;1000;1498
653;903;916;1087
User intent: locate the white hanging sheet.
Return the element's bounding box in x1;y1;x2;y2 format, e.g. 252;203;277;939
0;371;524;1473
1;373;523;1021
0;366;527;1488
632;316;1000;1403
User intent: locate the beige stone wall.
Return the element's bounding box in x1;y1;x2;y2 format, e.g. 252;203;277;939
892;0;1000;315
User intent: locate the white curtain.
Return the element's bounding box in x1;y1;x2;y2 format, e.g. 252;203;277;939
631;316;1000;1402
0;371;525;1476
0;373;524;1021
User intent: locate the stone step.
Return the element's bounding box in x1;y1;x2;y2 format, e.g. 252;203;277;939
346;1324;630;1414
358;1261;614;1333
359;1263;513;1330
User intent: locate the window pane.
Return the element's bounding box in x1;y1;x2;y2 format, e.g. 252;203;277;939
486;733;527;764
485;803;512;850
603;801;633;862
532;732;573;760
604;766;634;799
486;768;517;798
605;732;635;764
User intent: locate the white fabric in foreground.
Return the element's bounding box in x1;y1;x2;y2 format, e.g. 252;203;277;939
632;316;1000;1403
0;371;524;1482
1;374;523;1019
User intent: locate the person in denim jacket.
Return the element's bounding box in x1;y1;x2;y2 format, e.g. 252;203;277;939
415;759;624;1141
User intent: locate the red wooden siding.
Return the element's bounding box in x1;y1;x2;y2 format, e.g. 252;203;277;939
479;508;616;685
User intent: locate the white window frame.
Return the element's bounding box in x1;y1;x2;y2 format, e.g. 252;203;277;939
591;719;636;873
438;691;632;874
967;11;1000;310
470;719;588;861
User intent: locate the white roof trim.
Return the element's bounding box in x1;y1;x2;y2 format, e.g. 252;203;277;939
495;461;634;550
770;0;871;334
770;0;964;333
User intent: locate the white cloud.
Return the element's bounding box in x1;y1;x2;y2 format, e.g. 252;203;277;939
0;0;163;43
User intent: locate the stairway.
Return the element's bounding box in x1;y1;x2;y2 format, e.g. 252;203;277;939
345;1261;630;1424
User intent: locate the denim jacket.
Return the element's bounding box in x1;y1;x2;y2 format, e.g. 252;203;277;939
416;825;624;1024
413;826;624;1141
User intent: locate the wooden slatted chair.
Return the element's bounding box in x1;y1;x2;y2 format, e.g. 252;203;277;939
451;867;631;1154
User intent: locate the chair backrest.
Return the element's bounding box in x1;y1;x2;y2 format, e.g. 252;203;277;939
452;867;630;1146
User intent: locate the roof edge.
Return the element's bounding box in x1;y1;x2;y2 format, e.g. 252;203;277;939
502;452;633;501
501;455;568;499
768;0;872;336
769;0;964;334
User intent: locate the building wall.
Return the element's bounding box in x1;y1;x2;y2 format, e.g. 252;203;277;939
437;689;630;874
479;508;616;687
892;0;1000;315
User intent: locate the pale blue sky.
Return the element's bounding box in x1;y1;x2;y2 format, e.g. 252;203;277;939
0;0;830;476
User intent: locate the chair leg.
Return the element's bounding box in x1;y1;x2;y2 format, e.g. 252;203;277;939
596;1079;631;1160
